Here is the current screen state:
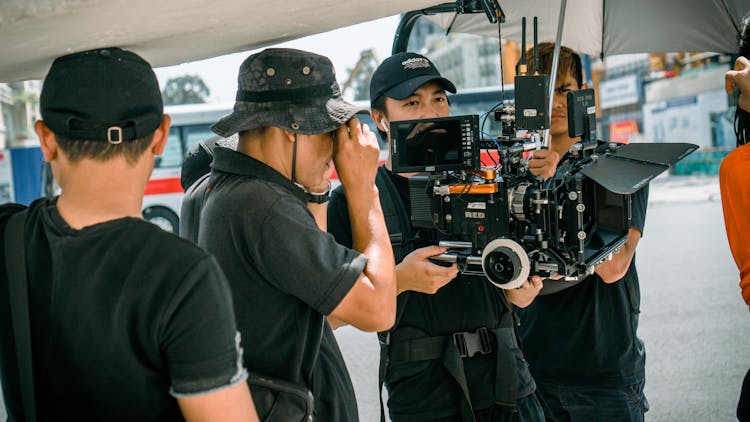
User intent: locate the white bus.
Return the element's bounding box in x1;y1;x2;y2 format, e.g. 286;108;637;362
142;103;233;232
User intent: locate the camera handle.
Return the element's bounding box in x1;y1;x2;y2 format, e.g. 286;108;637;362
428;240;530;290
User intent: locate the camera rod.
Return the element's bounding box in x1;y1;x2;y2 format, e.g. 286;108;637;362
544;0;569;147
533;17;539;74
520;17;527;74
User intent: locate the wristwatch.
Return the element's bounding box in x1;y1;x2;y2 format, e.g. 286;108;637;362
307;190;331;204
300;181;331;204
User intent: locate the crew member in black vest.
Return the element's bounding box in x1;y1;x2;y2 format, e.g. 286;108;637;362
328;52;559;422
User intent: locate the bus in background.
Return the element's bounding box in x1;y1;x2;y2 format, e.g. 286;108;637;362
142;102;232;232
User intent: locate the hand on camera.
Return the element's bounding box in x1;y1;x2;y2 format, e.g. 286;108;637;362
504;275;543;308
333;118;380;194
726;56;750;113
527;148;560;179
396;245;459;294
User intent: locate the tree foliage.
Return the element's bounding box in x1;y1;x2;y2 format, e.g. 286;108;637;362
162;74;211;105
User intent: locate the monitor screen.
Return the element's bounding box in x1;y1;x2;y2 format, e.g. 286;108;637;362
390;115;478;173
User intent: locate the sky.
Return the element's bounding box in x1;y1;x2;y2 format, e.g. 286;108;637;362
153;15;400;104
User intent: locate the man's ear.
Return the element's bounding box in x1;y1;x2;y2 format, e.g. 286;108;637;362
371;109;387;132
35;120;58;162
150;115;171;155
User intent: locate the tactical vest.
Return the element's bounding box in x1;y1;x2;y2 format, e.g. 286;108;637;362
374;166;521;422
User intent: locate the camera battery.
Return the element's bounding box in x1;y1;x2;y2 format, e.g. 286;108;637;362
514;74;549;131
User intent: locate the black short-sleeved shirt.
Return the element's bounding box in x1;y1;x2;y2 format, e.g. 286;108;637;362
198;148;366;409
327;166;535;420
180;169;359;422
518;184;649;387
313;325;359;421
0;198;245;421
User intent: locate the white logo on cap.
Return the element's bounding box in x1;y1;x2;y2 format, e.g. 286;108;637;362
402;58;431;70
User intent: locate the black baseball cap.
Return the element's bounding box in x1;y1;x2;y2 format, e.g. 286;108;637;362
40;47;163;143
369;52;456;107
212;48;362;137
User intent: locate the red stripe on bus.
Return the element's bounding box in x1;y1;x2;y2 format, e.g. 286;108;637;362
144;177;184;195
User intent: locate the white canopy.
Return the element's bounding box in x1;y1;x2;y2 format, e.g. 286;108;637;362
427;0;746;57
1;0;747;82
0;0;439;82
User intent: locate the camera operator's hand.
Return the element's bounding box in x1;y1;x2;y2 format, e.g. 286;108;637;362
333;118;380;196
528;148;560;180
396;246;458;295
504;275;543;308
726;56;750;113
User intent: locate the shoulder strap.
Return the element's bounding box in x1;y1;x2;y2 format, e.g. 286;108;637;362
374;167;413;422
375;166;413;262
4;210;37;422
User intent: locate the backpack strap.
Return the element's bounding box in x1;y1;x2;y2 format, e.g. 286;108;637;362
4;210;37;422
179;172;211;242
376;166;413;263
374;166;414;422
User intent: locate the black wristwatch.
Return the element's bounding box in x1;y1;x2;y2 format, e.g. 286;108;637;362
301;181;331;204
307;191;331;204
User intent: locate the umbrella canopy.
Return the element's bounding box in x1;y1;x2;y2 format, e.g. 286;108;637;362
0;0;440;82
424;0;747;57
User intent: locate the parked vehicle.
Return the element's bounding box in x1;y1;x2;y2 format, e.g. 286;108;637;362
141;103;233;232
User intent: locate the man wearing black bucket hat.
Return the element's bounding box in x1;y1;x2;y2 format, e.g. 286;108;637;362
0;48;258;421
327;52;551;422
198;48;396;421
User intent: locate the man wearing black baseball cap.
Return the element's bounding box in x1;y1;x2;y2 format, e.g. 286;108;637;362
198;47;396;421
0;47;257;422
327;52;552;421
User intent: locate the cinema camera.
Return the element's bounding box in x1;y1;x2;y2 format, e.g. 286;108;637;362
389;87;697;291
385;11;697;291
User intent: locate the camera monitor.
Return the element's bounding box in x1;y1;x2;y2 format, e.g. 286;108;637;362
567;89;597;141
390;115;480;173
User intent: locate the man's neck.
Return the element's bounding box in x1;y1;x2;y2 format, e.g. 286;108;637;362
55;159;149;229
238;132;292;181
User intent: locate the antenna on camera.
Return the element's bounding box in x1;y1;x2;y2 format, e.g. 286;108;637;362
519;17;527;75
533;16;539;74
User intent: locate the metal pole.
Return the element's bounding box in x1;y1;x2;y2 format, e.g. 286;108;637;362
545;0;568;147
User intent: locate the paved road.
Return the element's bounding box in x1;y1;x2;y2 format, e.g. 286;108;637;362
335;196;750;421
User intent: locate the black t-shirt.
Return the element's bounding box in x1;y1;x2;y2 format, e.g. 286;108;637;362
313;325;359;421
199;148;365;416
179;164;359;422
518;184;649;387
328;166;535;420
0;198;244;421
